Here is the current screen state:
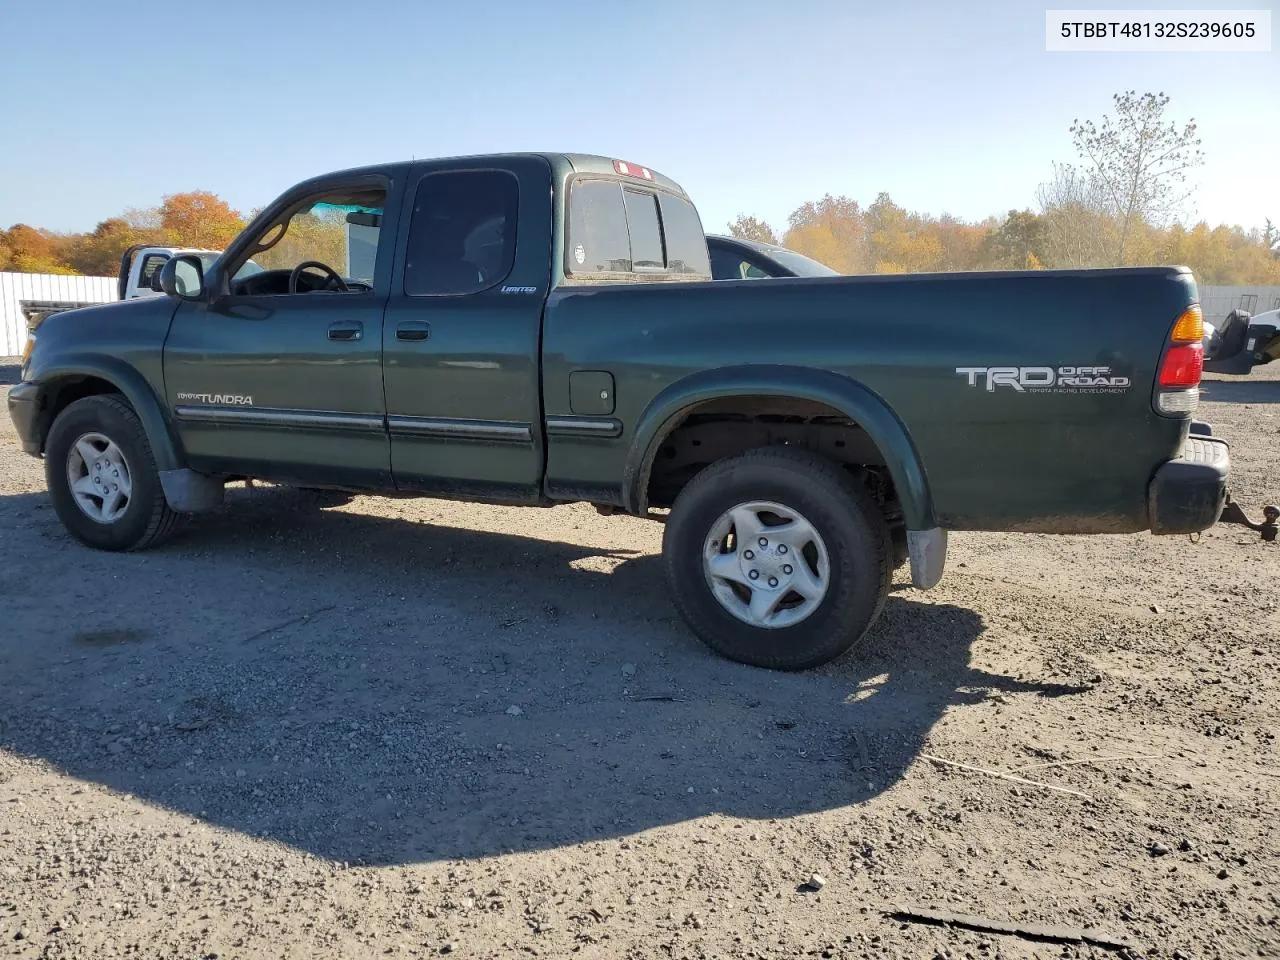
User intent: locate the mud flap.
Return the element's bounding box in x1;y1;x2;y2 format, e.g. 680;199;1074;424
159;468;225;513
907;528;947;589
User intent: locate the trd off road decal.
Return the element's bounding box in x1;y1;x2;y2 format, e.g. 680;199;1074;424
955;365;1131;394
176;392;254;405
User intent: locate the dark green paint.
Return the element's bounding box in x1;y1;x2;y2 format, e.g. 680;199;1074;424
16;153;1199;535
21;297;180;470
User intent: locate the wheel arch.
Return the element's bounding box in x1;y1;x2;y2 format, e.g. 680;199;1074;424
623;364;936;530
32;355;182;472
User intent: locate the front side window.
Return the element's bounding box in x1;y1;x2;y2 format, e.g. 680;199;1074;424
227;184;387;296
404;170;519;297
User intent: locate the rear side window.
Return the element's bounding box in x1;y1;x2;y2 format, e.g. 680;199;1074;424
404;170;519;296
657;193;711;276
568;180;631;273
567;178;709;279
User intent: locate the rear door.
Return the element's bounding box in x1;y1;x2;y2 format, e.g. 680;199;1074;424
381;156;554;502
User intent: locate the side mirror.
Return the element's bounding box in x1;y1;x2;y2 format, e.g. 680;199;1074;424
158;255;205;300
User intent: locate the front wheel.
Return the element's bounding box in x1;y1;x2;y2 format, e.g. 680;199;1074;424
662;447;891;670
44;395;186;551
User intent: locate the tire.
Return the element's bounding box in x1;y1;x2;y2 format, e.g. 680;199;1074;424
44;395;186;552
662;446;891;671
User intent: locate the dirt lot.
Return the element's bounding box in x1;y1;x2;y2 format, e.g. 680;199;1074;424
1;359;1277;960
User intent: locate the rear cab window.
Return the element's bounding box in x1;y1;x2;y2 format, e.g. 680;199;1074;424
137;253;169;287
564;175;710;282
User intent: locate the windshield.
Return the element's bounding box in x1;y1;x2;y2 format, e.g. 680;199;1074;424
766;248;839;277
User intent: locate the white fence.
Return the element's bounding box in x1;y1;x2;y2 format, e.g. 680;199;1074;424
1;272;117;355
1199;285;1280;323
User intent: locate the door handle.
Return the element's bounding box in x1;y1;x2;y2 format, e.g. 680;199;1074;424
328;322;363;341
396;321;431;342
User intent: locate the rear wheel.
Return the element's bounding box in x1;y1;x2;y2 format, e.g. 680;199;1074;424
45;395;186;551
662;447;891;670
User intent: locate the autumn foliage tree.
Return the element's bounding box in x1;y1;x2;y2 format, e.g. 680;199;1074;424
2;93;1276;287
1;224;76;274
731;92;1273;285
1;191;248;277
726;215;778;245
157;191;246;250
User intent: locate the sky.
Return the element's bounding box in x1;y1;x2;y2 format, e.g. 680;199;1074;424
0;0;1276;237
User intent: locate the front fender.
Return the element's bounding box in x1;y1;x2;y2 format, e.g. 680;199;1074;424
29;354;183;472
623;364;936;530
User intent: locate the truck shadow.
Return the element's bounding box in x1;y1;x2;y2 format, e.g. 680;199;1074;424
1201;376;1280;405
0;362;20;386
0;486;1086;866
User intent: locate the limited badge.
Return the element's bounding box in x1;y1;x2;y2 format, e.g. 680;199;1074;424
574;243;586;265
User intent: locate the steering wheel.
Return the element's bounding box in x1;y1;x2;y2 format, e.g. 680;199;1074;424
289;261;349;294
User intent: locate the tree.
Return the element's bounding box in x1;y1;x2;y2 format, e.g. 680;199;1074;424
864;193;946;274
1;224;75;274
727;215;778;245
1069;91;1204;261
782;195;868;274
62;216;166;276
984;210;1048;269
158;191;245;249
1035;163;1116;267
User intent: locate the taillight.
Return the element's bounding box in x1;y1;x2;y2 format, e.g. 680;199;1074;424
1154;305;1203;417
1159;342;1203;387
1169;305;1204;343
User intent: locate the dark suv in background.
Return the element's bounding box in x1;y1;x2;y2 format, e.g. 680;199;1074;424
706;234;839;281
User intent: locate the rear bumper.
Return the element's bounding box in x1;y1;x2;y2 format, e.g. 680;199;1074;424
6;381;41;456
1148;433;1229;535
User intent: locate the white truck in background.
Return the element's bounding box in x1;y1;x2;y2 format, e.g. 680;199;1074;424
117;244;234;301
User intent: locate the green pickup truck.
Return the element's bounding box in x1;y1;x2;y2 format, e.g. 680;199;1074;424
8;152;1234;669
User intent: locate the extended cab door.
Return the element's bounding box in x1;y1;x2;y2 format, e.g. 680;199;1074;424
381;156;553;502
163;171;401;488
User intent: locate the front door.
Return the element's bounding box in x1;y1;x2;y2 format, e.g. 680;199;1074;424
381;157;553;502
164;174;399;488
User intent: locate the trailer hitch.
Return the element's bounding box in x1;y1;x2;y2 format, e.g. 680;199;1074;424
1218;496;1278;542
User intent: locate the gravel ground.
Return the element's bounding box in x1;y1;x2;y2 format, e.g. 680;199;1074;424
1;358;1277;959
